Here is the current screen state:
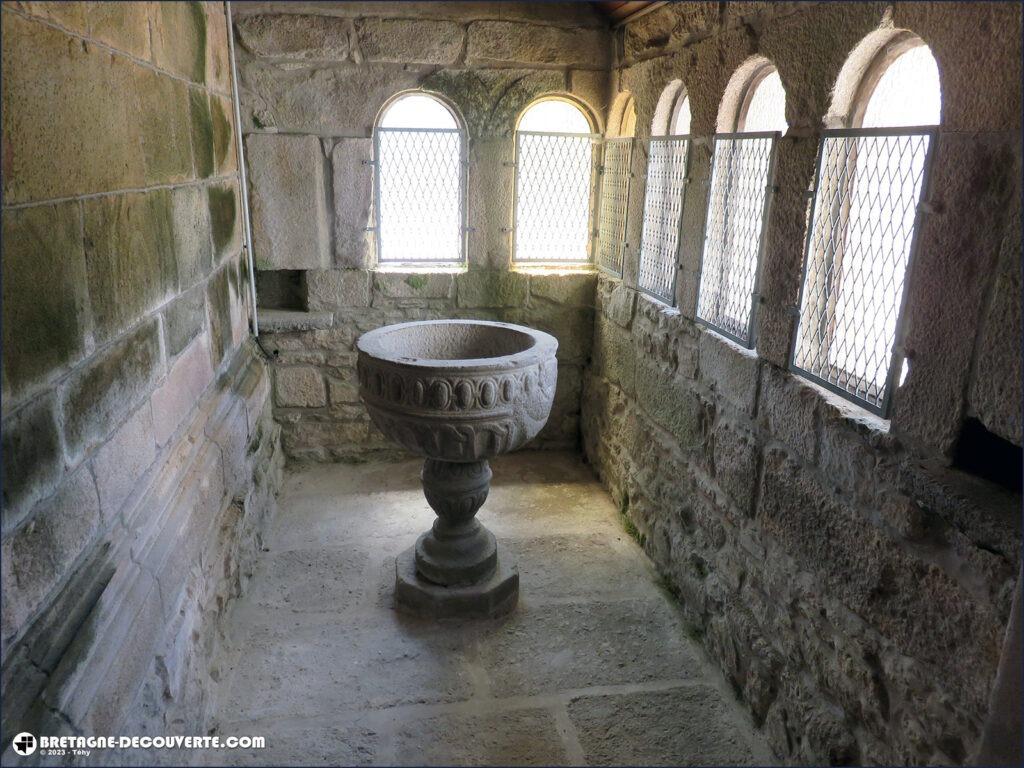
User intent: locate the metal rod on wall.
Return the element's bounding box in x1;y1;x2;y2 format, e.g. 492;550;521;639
225;0;259;336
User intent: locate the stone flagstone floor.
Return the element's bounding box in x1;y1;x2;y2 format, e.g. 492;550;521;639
210;451;772;766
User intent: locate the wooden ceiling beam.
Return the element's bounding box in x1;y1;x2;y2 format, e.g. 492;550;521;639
594;1;668;27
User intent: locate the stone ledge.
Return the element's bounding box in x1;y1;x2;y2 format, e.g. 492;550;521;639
806;373;890;436
258;309;335;332
513;266;597;275
373;266;466;273
637;289;682;318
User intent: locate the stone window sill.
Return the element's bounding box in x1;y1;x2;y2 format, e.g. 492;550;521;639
699;323;756;359
258;309;334;333
512;265;597;276
637;289;682;317
796;368;891;436
374;265;466;274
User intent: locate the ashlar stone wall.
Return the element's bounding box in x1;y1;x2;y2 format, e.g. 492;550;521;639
582;2;1022;765
1;2;282;756
231;1;612;460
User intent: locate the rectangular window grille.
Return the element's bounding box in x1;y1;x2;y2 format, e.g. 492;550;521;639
695;132;779;345
596;138;634;276
637;136;691;304
375;127;466;264
791;127;936;415
513;131;598;264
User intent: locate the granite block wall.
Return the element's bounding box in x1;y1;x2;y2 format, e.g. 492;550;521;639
1;2;282;757
582;2;1022;764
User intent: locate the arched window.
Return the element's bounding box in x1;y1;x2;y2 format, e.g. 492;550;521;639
598;93;636;276
610;92;637;138
792;36;940;415
513;97;597;264
670;93;692;135
375;92;466;265
853;38;941;128
518;98;591;133
650;80;691;137
736;66;787;133
636;81;694;303
696;58;784;345
715;58;788;134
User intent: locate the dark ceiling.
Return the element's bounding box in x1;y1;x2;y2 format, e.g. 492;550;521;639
593;0;659;25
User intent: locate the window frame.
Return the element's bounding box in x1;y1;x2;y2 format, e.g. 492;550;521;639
789;38;940;416
693;60;785;346
694;130;781;346
596;136;636;277
635;132;693;305
511;96;600;267
373;91;469;268
789;125;937;416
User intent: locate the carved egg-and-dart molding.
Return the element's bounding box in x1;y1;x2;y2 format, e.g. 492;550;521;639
356;320;558;462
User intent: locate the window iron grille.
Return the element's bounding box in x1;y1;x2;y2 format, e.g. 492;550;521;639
637;135;692;304
375;127;467;265
695;132;779;346
596;138;635;276
790;126;936;416
513;130;600;264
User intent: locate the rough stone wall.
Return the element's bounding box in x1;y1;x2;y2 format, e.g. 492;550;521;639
231;1;611;460
583;2;1022;764
1;2;282;757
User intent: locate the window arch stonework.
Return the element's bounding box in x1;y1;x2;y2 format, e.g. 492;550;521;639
716;56;787;134
651;80;691;137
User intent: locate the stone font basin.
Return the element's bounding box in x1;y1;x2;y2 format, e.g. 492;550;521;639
356;320;559;618
356;320;559;461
